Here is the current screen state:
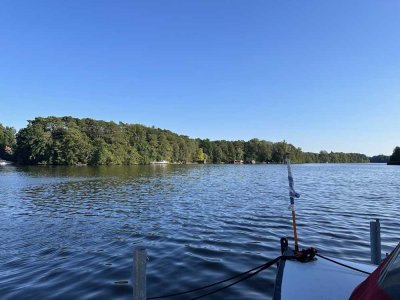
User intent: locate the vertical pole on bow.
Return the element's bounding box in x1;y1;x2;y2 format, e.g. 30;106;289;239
291;205;299;251
286;153;300;251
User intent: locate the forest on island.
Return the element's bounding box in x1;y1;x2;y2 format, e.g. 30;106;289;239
388;147;400;165
1;116;371;165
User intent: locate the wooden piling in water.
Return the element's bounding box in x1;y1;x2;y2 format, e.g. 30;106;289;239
370;219;381;265
133;247;147;300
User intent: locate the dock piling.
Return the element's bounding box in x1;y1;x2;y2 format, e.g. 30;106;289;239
133;247;147;300
370;219;382;265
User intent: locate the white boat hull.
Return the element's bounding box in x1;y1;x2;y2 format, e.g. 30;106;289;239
274;254;376;299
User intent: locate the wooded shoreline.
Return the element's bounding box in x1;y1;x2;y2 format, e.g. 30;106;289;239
0;116;384;166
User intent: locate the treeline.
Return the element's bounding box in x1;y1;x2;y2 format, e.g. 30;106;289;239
1;116;369;165
388;147;400;165
369;155;390;163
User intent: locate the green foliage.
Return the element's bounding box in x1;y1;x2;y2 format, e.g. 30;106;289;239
0;123;16;160
5;116;371;165
271;141;287;163
15;122;52;164
195;148;206;161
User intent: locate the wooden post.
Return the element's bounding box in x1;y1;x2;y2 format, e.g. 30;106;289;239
370;219;381;265
133;247;147;300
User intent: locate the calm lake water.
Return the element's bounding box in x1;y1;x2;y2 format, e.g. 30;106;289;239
0;164;399;299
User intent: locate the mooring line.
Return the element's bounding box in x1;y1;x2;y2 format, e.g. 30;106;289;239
147;256;282;299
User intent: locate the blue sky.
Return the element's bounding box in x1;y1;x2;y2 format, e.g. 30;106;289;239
1;1;399;156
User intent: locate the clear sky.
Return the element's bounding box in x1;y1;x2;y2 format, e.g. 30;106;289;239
1;1;399;156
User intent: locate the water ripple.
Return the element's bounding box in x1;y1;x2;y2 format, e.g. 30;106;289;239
0;164;399;299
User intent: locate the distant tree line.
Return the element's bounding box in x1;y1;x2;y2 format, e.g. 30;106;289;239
369;155;390;163
1;116;370;165
388;146;400;165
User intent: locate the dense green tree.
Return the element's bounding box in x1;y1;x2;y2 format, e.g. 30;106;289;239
126;146;142;165
61;127;92;165
195;148;206;162
257;141;272;162
0;123;16;160
319;150;330;163
158;132;173;162
199;139;214;162
234;141;245;161
389;147;400;164
15;121;52;164
212;146;223;163
271;141;287;163
91;138;113;165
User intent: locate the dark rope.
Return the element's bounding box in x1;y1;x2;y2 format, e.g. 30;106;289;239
147;256;283;299
316;253;371;275
189;256;281;300
147;252;371;300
